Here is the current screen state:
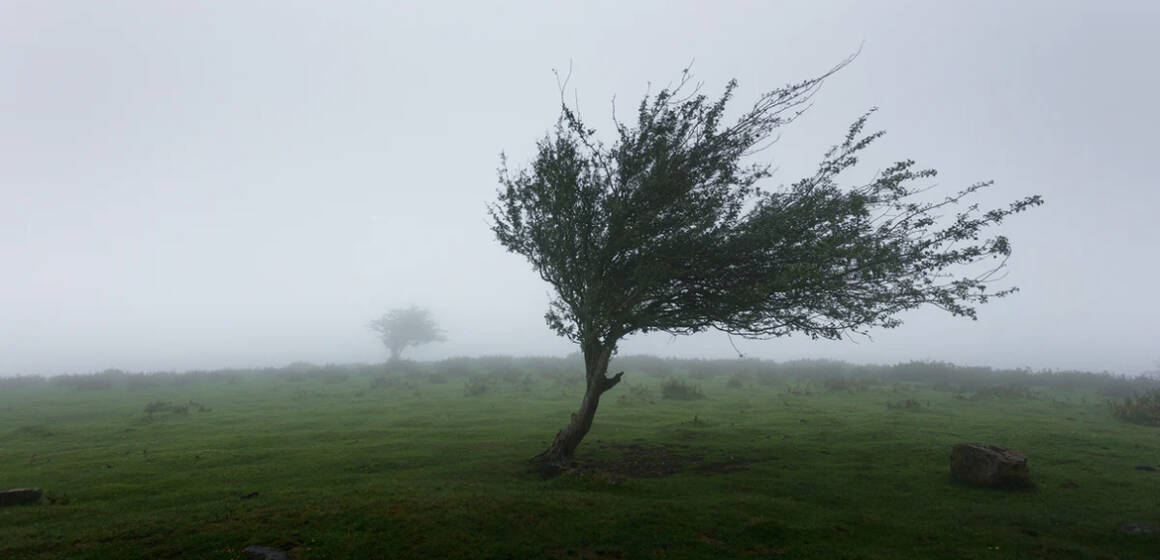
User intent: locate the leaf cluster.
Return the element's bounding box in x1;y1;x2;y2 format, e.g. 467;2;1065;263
490;64;1042;348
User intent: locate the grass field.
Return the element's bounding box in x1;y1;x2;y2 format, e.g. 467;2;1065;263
2;357;1158;559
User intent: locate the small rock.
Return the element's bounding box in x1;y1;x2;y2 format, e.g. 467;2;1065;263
951;443;1031;488
0;488;43;507
1133;465;1156;472
244;545;289;560
1117;523;1159;535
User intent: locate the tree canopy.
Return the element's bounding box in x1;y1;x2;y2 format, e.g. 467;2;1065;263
489;63;1042;471
368;306;445;362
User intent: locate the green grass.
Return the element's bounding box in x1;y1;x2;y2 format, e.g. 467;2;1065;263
1;360;1158;559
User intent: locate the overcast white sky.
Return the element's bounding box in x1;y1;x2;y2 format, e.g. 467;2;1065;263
2;1;1158;376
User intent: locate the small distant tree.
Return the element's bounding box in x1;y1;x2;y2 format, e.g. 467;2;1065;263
369;306;445;362
489;62;1042;473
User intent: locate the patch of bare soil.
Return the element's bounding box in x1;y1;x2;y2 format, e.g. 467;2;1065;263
580;442;758;478
693;457;758;475
582;443;701;478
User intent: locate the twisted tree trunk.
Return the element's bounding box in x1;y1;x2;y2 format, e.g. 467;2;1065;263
530;344;623;475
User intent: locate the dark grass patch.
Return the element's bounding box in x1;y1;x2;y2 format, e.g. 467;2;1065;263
886;398;929;410
693;457;758;474
584;443;702;478
11;425;55;437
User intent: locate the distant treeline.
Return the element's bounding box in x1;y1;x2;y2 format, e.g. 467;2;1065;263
3;355;1158;398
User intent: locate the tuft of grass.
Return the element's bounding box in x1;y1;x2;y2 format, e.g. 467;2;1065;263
142;400;189;420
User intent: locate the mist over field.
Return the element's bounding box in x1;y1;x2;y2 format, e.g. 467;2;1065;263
5;4;1160;557
2;1;1158;377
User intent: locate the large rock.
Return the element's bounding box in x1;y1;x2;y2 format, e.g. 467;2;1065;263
951;443;1031;488
0;488;43;506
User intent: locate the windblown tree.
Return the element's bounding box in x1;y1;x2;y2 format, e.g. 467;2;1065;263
368;306;445;362
489;64;1042;473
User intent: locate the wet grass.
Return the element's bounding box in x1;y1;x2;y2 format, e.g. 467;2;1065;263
1;360;1158;559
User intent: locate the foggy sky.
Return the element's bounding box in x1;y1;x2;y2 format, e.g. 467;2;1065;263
2;1;1158;376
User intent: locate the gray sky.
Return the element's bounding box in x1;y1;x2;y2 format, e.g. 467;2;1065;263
2;1;1157;376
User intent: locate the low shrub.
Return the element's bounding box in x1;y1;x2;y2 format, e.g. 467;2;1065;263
617;384;654;405
886;398;928;410
725;373;750;389
143;400;188;420
661;378;704;400
1109;389;1160;426
781;385;814;397
464;376;491;397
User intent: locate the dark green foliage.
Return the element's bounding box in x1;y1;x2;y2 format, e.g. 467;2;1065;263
661;378;705;400
490;64;1042;349
490;64;1040;464
725;373;749;388
1109;389;1160;426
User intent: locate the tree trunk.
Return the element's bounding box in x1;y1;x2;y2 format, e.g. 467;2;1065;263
530;344;623;476
388;346;402;363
